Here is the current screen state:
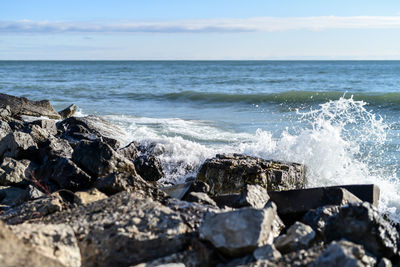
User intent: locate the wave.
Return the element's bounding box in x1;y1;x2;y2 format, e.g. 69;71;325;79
121;90;400;106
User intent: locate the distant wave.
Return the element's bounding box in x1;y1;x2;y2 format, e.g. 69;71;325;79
121;90;400;106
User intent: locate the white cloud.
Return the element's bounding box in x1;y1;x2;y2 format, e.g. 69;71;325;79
1;16;400;33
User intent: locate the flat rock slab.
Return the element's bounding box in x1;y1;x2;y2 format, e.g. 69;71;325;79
0;93;61;119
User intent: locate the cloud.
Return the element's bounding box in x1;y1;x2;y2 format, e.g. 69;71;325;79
2;16;400;34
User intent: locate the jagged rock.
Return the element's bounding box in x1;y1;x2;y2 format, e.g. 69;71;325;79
118;141;140;161
234;184;270;209
42;192;193;266
57;115;123;149
24;119;58;143
139;141;165;156
0;120;12;140
38;136;74;162
199;204;283;256
310;240;376;267
323;202;399;259
253;244;282;261
58;104;77;119
184;192;217;206
274;222;316;254
35;157;92;191
161;182;192;199
72;139;136;177
0;93;61;119
302;205;340;237
0;105;11;120
0;221;64;267
0;131;38;160
197;154;306;196
134;154;164;182
74;188;108;205
0;186;29;207
10;223;81;267
27;184;45;199
0;157;33;186
0;194;63;225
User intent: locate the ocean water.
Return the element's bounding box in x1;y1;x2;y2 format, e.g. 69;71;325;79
1;60;400;220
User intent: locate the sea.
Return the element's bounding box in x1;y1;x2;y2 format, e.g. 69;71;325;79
1;60;400;220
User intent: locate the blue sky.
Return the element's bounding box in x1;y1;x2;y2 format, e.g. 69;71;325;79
1;0;400;59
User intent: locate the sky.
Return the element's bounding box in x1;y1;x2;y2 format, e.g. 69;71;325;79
1;0;400;60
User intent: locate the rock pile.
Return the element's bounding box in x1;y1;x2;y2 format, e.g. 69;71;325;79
0;93;398;267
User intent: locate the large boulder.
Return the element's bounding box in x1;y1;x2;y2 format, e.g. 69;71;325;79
0;131;38;160
0;93;61;119
199;204;283;256
197;154;306;196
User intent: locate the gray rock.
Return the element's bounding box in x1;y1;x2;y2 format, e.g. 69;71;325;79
0;105;11;120
134;154;164;182
310;240;376;267
197;154;306;196
184;192;217;206
0;157;32;186
72;139;136;177
186;179;210;194
323;202;399;259
302;205;340;236
0;120;11;140
58;104;77;119
10;223;81;267
0;93;61;119
118;141;140;161
27;184;46;199
0;131;38;160
274;222;316;254
235;184;270;209
161;181;192;199
199;204;283;256
24;119;58;143
253;244;282;261
38;136;74;162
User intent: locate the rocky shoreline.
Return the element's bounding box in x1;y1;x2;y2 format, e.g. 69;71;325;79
0;92;398;266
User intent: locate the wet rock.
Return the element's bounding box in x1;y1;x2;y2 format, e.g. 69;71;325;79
74;188;108;205
10;223;81;267
197;154;306;196
134;154;164;182
0;93;61;119
274;222;316;254
323;202;399;259
0;221;64;267
253;244;282;261
184;192;217;206
35;157;92;191
38;136;74;162
72;139;136;178
118;141;140;161
58;104;77;119
199;204;283;256
0;157;33;187
0;131;38;160
0;186;29;207
310;240;376;267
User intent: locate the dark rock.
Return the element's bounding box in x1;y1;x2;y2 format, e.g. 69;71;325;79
118;141;140;161
0;93;61;119
337;184;380;207
34;157;92;191
38;136;74;162
58;104;77;119
310;240;376;267
72;139;137;177
138;141;165;156
378;258;392;267
184;192;217;206
0;157;33;187
161;181;192;199
274;222;316;254
0;131;38;160
7;118;25;131
134;155;164;182
323;202;399;259
0;186;29;207
218;255;255;267
197;154;306;196
267;243;326;267
24;119;58;143
302;205;340;237
199;204;283;256
253;244;282;261
186;179;210;195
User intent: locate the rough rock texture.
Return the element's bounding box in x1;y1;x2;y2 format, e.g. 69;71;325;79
38;136;74;162
302;205;340;237
10;223;81;267
184;192;217;206
253;244;282;261
0;157;32;186
24;119;58;143
72;139;136;177
74;188;108;205
118;141;140;161
43;192;194;267
323;202;399;259
0;119;12;140
310;240;376;267
0;93;61;119
274;222;316;254
197;154;306;196
161;182;192;199
134;154;164;182
0;105;12;121
0;221;64;267
58;104;77;119
0;131;38;160
199;204;283;256
234;184;270;209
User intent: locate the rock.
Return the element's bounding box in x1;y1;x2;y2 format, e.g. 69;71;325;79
0;131;38;160
302;205;340;237
0;186;29;207
57;115;123;149
218;255;255;267
274;222;316;254
234;184;270;209
10;223;81;267
27;184;46;199
74;188;108;205
0;221;64;267
35;157;92;191
0;157;33;187
72;139;136;178
38;136;74;162
197;154;306;196
24;119;58;143
134;154;164;182
161;182;192;199
0;105;11;120
58;104;77;119
199;204;283;256
0;120;12;140
310;240;376;267
118;141;140;161
184;192;217;206
268;187;362;225
185;179;210;195
323;202;399;259
0;93;61;119
43;192;193;266
378;258;392;267
253;244;282;261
